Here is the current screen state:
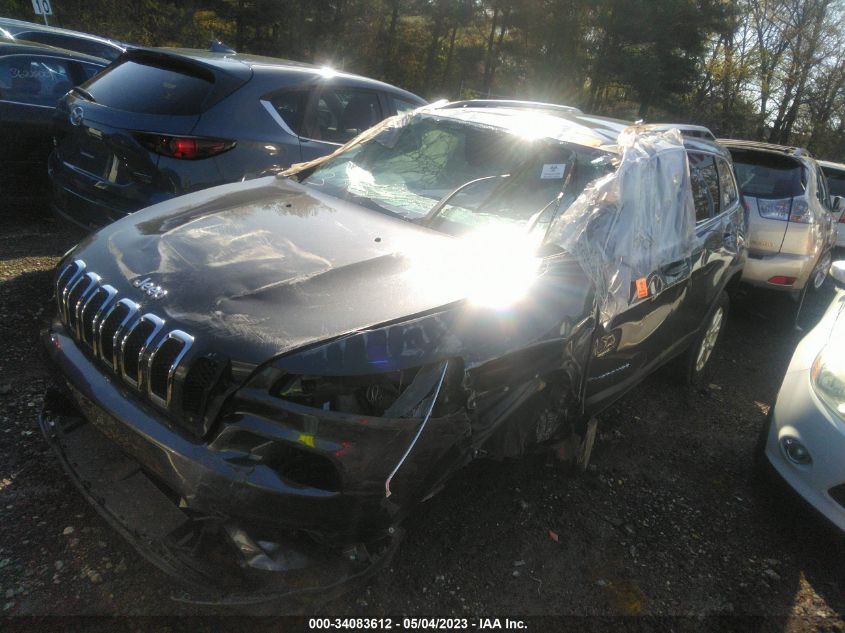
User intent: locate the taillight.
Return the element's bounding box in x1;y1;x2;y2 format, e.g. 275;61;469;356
134;133;236;160
768;276;796;285
756;197;813;224
757;198;791;221
838;214;845;224
788;198;812;224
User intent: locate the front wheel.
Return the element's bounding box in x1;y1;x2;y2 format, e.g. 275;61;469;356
685;291;729;386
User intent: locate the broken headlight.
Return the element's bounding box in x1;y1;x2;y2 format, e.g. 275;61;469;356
270;360;462;418
811;344;845;422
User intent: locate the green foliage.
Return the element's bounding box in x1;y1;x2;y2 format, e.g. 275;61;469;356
5;0;845;159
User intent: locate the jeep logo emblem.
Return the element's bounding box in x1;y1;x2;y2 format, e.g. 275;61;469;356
70;106;84;127
132;277;168;300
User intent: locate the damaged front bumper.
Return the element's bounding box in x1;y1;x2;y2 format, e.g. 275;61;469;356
40;319;472;603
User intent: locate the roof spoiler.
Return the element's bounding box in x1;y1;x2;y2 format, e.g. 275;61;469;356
210;40;235;54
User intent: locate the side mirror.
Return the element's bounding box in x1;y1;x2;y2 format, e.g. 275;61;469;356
831;261;845;287
831;195;845;213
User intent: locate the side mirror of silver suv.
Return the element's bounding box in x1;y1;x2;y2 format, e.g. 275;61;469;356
831;195;845;213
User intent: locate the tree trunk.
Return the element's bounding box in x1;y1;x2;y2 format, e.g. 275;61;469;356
482;4;500;95
483;5;509;96
423;11;446;92
235;0;245;52
382;0;401;77
443;24;458;94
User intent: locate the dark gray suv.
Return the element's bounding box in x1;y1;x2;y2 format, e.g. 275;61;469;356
49;47;425;229
41;103;745;602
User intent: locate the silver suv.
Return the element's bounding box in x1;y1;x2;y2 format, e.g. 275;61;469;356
720;140;839;295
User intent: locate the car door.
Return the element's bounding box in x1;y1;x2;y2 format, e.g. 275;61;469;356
679;152;742;335
298;84;384;162
0;53;95;198
582;158;699;414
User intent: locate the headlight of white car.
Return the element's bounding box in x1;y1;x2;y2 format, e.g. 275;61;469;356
811;344;845;422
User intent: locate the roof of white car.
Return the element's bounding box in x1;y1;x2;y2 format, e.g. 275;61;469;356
818;159;845;172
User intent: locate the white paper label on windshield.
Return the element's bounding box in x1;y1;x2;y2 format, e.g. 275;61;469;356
541;164;567;179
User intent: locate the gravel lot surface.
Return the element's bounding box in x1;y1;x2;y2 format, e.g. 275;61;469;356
1;206;844;631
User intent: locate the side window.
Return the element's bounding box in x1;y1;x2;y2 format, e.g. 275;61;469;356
0;55;75;106
390;95;421;116
816;166;830;207
77;62;104;82
716;158;738;209
822;168;845;197
303;87;382;144
688;152;719;223
266;89;309;135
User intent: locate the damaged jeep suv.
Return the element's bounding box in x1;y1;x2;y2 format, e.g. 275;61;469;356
40;102;745;603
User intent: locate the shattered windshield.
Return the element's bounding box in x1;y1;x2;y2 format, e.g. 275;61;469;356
300;114;613;236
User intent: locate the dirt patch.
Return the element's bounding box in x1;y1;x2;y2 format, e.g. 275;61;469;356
1;207;844;631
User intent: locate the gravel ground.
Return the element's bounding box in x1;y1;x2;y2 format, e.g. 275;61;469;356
1;205;844;631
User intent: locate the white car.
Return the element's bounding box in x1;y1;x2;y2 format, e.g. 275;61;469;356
818;160;845;249
759;261;845;530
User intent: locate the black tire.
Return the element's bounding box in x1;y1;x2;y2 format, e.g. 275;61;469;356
684;290;729;386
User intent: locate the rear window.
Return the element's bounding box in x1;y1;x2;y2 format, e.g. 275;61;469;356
822;167;845;197
83;58;213;115
731;150;806;199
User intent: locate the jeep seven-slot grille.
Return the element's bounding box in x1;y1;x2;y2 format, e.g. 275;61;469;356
55;260;197;418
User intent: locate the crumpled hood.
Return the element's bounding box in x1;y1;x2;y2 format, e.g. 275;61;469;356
70;176;495;363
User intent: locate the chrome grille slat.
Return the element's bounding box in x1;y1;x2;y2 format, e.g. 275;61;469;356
89;285;118;354
120;313;166;388
55;264;197;416
96;299;129;369
62;267;90;327
147;330;194;407
57;259;85;317
73;273;102;339
110;299;141;371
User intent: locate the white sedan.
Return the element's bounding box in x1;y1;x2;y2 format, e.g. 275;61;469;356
760;261;845;530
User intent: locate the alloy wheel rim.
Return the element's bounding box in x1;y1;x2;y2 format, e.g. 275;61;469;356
695;306;723;373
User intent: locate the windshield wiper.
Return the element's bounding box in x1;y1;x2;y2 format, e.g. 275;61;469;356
419;174;510;225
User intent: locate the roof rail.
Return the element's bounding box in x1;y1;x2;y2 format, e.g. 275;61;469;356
642;123;716;141
716;138;812;158
441;99;583;115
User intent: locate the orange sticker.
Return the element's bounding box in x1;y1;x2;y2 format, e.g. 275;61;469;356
635;277;649;299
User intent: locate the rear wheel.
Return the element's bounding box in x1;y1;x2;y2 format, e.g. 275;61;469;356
685;291;729;386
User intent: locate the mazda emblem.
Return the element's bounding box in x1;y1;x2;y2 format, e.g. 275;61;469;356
70;106;84;127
